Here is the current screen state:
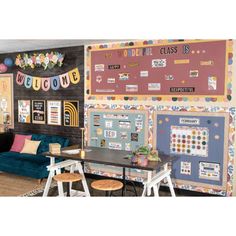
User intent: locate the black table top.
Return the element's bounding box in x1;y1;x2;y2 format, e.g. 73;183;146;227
43;145;176;171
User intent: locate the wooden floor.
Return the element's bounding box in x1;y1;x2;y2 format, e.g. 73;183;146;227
0;172;46;196
0;172;216;197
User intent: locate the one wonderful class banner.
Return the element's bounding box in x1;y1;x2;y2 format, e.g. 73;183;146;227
15;68;80;91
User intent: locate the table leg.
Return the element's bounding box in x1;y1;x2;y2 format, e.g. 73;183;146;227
147;171;152;196
76;161;90;197
66;182;70;197
166;175;176;197
43;170;54;197
122;167;126;196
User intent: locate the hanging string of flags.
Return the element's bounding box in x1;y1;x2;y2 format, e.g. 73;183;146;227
15;68;80;91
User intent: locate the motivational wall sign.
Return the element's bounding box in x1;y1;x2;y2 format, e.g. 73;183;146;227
64;101;79;127
87;40;232;101
47;101;61;126
32;100;45;124
153;111;229;191
18;100;31;123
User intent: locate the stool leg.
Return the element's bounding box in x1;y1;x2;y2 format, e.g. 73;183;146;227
56;169;64;197
69;164;76;193
105;191;110;197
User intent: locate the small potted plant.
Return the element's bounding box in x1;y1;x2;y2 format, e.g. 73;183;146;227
131;146;161;166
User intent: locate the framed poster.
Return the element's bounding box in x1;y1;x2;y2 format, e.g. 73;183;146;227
63;100;79;127
0;74;14;128
86;40;233;102
32;100;46;124
153;110;229;192
18;100;31;123
87;108;148;151
47;101;61;126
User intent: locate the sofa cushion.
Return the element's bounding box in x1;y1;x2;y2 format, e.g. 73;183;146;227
10;134;32;152
21;139;41;155
31;134;69;154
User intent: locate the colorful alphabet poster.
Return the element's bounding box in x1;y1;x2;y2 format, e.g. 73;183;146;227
154;111;229;191
87;109;148;151
32;100;45;124
47;101;61;126
18;100;31;123
0;75;14;128
64;101;79;127
86;40;233;102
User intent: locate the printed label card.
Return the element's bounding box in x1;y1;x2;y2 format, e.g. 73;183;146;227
199;162;220;181
152;59;166;68
104;130;117;139
180;162;191;175
208;76;217;90
105;120;113;128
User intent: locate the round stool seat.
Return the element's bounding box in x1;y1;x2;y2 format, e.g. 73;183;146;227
91;179;123;191
53;173;82;183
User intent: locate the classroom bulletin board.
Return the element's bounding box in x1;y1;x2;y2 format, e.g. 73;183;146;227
87;108;148;151
153;109;234;195
0;74;14;129
86;40;233;102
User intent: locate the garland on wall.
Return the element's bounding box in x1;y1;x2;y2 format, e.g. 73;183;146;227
16;68;80;91
15;52;64;70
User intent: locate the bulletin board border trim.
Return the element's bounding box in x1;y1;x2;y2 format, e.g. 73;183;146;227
85;39;233;103
153;109;231;194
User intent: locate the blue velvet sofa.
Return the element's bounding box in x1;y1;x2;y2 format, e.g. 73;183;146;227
0;133;69;179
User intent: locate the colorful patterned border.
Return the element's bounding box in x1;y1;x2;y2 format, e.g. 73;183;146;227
85;39;233;102
84;104;235;196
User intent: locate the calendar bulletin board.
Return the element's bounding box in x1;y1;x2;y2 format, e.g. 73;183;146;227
153;111;229;191
87;108;148;151
0;74;14;129
86;40;233;102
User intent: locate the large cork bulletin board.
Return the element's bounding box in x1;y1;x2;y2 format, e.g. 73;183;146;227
0;74;14;129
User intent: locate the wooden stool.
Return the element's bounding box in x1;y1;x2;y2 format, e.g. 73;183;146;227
53;173;82;197
91;179;123;196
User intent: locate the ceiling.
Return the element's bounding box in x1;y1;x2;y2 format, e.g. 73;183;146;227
0;39;124;54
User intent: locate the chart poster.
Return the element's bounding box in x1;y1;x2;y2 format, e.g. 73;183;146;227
0;74;14;127
47;101;61;126
18;100;31;123
87;40;233;102
32;100;45;124
87;109;148;151
154;111;229;191
64;101;79;127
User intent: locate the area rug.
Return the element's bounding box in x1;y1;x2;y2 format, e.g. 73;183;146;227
0;172;57;197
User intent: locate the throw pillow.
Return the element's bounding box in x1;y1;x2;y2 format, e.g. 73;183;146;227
20;139;41;155
10;134;32;152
